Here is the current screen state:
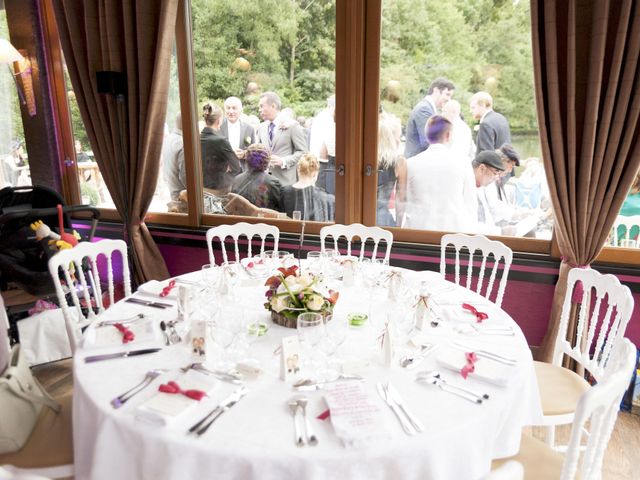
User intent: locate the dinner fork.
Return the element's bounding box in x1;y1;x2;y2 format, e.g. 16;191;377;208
96;313;145;328
111;369;164;408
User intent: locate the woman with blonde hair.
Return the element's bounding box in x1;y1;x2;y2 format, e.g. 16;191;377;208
282;153;334;221
377;112;405;226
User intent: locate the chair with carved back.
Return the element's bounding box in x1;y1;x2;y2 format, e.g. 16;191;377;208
610;214;640;247
319;223;393;263
48;239;131;353
533;267;634;448
205;223;279;265
439;233;513;307
492;338;636;479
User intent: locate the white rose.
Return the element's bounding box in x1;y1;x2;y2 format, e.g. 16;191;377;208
284;275;303;293
306;294;325;311
271;295;290;313
297;272;314;289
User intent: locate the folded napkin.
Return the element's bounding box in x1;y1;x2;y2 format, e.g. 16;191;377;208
137;279;179;299
436;346;514;386
85;319;158;348
135;370;218;426
240;257;270;279
324;382;391;448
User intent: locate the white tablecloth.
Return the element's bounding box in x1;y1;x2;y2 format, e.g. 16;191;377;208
72;268;542;480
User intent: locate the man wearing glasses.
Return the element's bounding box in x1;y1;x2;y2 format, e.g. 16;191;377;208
472;151;506;233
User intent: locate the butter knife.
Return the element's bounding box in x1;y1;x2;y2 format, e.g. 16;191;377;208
125;297;172;309
84;348;162;363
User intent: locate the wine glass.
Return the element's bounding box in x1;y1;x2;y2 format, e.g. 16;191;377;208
221;261;241;299
201;263;220;293
323;314;347;375
296;312;326;376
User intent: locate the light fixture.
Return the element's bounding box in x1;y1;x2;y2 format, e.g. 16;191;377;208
0;39;36;117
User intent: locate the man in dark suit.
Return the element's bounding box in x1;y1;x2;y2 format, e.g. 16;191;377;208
470;91;511;154
257;91;308;186
404;77;455;158
219;96;255;170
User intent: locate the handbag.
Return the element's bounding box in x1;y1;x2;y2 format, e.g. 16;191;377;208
0;344;61;454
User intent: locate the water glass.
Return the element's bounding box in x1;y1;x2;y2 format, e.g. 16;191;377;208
297;312;326;374
201;263;220;292
292;210;302;221
306;251;324;275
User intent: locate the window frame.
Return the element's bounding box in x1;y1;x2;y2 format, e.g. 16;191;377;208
40;0;640;266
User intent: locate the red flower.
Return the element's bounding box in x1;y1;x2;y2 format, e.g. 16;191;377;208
327;290;340;304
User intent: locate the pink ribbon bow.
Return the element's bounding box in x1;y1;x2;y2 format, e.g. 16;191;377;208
158;381;207;401
460;352;478;379
462;303;488;323
113;323;135;343
160;279;177;297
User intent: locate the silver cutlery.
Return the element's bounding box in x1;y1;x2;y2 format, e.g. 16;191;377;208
160;320;182;345
293;374;363;391
377;382;417;435
84;347;162;363
96;313;145;328
385;383;425;433
159;321;170;346
181;363;244;384
452;342;517;365
111;369;164;408
189;386;248;436
416;370;488;403
455;324;514;336
296;396;318;446
399;343;437;369
125;297;172;309
288;399;305;447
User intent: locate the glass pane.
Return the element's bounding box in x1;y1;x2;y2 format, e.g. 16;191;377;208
191;0;336;222
149;43;186;213
608;170;640;249
0;9;30;188
378;0;553;239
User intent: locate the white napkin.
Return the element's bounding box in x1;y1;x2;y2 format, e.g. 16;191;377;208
324;382;391;448
134;370;218;426
436;346;514;386
137;279;178;299
240;257;270;279
84;319;158;348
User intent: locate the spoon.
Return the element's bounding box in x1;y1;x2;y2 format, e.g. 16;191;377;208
399;343;436;369
159;321;170;346
416;370;489;402
296;396;318;446
287;399;305;447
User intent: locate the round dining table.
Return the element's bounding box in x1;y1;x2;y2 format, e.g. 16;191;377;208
72;265;542;480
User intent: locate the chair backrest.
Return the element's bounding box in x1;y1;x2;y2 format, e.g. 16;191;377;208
610;214;640;247
0;294;10;373
48;240;131;352
319;223;393;263
552;268;634;380
561;338;636;480
205;223;279;265
440;233;513;307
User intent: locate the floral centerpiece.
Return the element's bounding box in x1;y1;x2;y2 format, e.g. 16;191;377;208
264;265;339;328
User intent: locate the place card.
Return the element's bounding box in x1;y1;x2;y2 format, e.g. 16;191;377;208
280;335;301;381
190;320;208;363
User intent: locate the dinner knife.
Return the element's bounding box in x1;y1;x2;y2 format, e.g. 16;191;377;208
125;297;173;309
386;383;425;433
188;386;249;435
84;348;162;363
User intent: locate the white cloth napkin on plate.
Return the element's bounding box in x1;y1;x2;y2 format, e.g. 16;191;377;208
134;370;218;426
324;382;391;448
137;279;178;299
84;319;158;348
436;346;514;386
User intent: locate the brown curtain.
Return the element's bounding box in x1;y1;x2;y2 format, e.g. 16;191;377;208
531;0;640;362
51;0;177;284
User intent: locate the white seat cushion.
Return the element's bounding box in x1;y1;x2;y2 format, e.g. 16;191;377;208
534;360;591;416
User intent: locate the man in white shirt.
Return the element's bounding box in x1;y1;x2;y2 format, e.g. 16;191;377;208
472;151;506;234
396;115;477;232
219;96;255;168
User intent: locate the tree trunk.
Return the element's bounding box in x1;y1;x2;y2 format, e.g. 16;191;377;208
289;43;296;87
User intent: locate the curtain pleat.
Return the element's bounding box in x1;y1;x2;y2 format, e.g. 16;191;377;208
51;0;178;284
531;0;640;361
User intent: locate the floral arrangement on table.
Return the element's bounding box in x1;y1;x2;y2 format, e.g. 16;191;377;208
264;265;339;328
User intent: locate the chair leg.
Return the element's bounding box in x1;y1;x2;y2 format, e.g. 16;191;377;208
545;425;555;447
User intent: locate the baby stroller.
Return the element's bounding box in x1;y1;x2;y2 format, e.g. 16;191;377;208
0;185;100;343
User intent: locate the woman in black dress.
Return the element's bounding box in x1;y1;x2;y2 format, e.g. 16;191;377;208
282;153;334;222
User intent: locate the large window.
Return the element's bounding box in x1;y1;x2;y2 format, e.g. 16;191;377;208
0;6;30;189
375;0;551;240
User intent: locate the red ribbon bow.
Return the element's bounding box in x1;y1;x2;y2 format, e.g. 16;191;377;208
460;352;478;379
113;323;135;343
462;303;488;323
158;381;206;401
160;279;177;297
